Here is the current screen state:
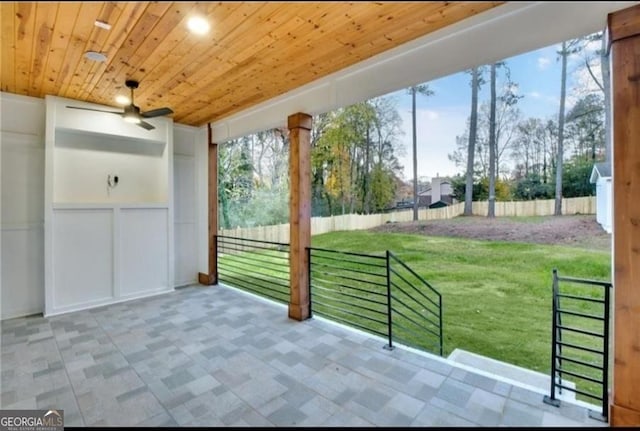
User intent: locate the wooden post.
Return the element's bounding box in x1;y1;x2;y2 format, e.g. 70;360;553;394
288;113;312;321
609;4;640;426
198;123;218;286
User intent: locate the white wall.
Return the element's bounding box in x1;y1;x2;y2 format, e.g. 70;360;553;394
596;178;612;233
1;93;46;319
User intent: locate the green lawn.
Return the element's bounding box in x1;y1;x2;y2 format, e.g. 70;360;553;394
311;230;610;374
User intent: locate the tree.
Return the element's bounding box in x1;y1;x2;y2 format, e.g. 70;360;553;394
561;156;596;197
488;63;497;218
368;95;404;212
452;174;488;202
513;173;553;200
578;31;611;163
218;139;254;229
555;39;581;215
312;95;404;216
598;33;611;163
408;84;434;220
565;93;605;161
311;112;332;216
464;67;482;216
511;116;558;192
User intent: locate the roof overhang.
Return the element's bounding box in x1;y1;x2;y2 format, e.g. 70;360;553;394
211;1;638;143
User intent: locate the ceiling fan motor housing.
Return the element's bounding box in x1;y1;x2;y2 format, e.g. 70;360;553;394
124;104;141;116
125;79;139;90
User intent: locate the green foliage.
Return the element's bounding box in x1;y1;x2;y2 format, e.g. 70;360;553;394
369;164;396;211
561;157;596;197
218;140;255;229
513;173;554;200
224;188;289;228
451;174;511;201
218;130;290;229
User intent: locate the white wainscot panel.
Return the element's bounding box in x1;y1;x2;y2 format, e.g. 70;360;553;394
53;209;113;310
174;223;197;287
120;208;169;296
1;227;44;319
174;156;196;222
173;155;197;286
1;133;44;225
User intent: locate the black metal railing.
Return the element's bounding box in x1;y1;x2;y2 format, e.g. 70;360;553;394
308;247;391;342
308;247;443;356
388;251;443;356
543;268;612;422
216;235;290;304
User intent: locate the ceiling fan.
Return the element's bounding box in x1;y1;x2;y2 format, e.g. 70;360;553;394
66;80;173;130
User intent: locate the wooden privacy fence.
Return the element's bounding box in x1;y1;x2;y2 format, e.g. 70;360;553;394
219;196;596;244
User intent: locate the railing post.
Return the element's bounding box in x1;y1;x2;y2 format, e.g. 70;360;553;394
544;268;561;407
602;282;612;420
383;250;394;351
214;235;219;284
307;247;313;318
438;295;443;357
557;280;564;396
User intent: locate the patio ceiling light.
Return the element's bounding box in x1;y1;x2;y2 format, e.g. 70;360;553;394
187;16;210;35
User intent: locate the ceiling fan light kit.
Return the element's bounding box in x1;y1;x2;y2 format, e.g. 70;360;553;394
115;95;130;105
123;112;141;124
66;79;173;130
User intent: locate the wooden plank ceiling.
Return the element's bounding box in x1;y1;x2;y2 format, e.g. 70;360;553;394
0;1;502;127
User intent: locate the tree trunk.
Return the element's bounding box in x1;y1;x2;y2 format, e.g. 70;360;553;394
488;63;497;218
219;186;231;229
411;87;419;221
543;141;548;183
464;68;479;216
601;35;612;163
363;126;371;214
555;41;568;216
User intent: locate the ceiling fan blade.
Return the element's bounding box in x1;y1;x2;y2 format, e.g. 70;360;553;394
137;120;155;130
66;106;122;115
141;107;173;118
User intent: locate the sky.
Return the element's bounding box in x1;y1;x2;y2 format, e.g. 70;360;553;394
389;36;602;181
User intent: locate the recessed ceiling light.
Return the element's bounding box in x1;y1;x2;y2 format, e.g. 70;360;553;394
187;16;210;35
84;51;107;62
115;95;130;105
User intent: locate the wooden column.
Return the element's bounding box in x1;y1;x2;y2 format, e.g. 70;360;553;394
198;123;218;286
288;113;312;321
609;4;640;426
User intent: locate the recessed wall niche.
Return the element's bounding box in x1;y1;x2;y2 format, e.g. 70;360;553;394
44;95;174;316
54;129;168;204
